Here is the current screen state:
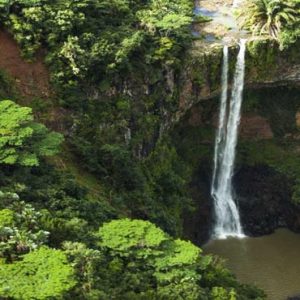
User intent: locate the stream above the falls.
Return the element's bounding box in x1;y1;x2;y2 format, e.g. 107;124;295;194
203;229;300;299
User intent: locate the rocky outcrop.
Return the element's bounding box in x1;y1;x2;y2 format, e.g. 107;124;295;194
187;163;300;240
296;111;300;129
174;39;300;125
187;106;204;126
234;165;299;236
188;104;274;140
239;114;273;140
185;163;300;243
179;83;300;243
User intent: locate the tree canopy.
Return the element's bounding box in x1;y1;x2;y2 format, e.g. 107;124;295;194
0;247;76;299
66;218;263;299
0;0;193;87
0;100;63;166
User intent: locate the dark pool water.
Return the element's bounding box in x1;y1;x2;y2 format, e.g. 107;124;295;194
204;229;300;300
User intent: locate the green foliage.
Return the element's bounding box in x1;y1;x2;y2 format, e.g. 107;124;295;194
0;2;190;203
193;15;212;24
0;1;286;299
98;218;169;254
0;247;76;299
0;157;119;248
63;242;105;299
0;0;194;242
67;219;203;299
0;0;42;7
58;218;264;299
0;70;18;100
0;100;63;166
141;139;192;235
0;208;14;227
211;287;237;300
1;0;193;86
70;124;191;235
0;198;49;260
238;0;300;48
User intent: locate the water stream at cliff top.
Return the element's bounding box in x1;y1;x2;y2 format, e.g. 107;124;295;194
211;40;246;239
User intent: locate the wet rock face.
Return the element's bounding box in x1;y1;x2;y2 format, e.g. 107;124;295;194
178;85;300;244
296;111;300;129
187;106;204;126
234;165;300;236
208;105;274;141
174;40;300;127
239;114;273;140
184;163;300;244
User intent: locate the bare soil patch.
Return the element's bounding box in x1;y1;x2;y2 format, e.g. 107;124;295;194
0;30;51;101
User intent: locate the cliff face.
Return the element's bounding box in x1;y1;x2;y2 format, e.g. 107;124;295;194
174;81;300;245
173;41;300;244
174;39;300;125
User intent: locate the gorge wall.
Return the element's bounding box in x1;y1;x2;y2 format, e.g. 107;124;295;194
174;39;300;125
167;38;300;245
177;86;300;245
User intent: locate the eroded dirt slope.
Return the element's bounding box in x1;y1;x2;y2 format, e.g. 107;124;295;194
0;30;51;101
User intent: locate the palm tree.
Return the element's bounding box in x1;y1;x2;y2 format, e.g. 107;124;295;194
238;0;300;39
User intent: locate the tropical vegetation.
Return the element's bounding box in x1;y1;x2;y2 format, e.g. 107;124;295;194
238;0;300;48
0;97;265;298
0;0;298;298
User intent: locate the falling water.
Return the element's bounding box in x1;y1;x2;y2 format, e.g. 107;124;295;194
211;46;229;200
211;40;247;239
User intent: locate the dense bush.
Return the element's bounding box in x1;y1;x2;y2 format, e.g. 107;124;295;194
63;219;265;299
0;0;193;87
0;1;196;238
0;100;63;166
0;200;49;261
0;247;76;299
0;212;265;299
238;0;300;48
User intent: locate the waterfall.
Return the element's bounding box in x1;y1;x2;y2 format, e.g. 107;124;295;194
211;39;247;239
211;46;229;201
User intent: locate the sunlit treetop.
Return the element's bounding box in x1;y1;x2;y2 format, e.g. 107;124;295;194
0;100;63;166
